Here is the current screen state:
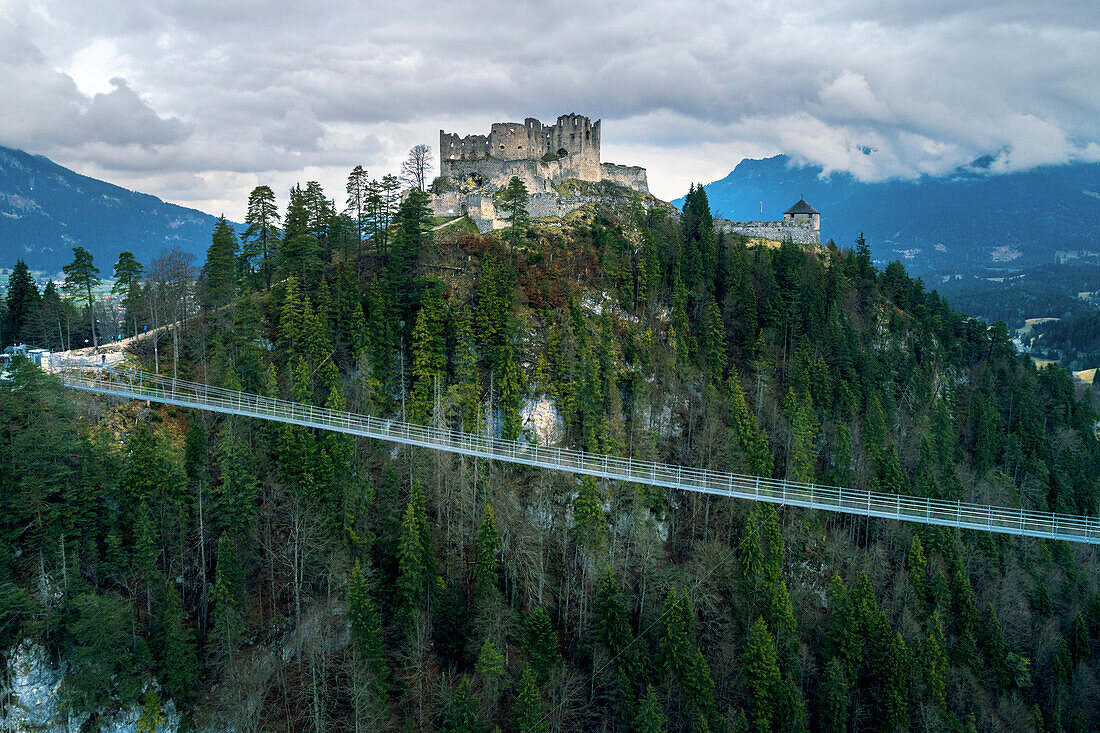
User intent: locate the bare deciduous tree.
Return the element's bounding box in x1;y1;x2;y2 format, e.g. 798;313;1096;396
400;144;433;192
147;247;196;381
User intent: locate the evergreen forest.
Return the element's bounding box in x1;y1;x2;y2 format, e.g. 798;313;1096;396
3;178;1100;732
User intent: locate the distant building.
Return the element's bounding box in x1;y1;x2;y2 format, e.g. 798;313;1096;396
783;198;821;231
713;198;822;245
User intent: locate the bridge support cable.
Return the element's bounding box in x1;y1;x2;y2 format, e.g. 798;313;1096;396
55;362;1100;546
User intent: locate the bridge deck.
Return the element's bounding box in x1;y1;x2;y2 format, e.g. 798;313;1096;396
56;363;1100;546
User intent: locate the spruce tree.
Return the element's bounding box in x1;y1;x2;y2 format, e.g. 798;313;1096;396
4;259;40;345
200;216;239;309
347;560;387;700
740;616;781;730
634;685;666;733
474;503;501;604
442;678;484;733
513;665;547;733
523;606;563;682
211;532;245;655
818;657;850;733
161;583;198;707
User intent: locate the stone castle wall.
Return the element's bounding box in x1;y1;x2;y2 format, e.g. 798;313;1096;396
441;114;600;165
714;218;821;245
600;163;648;192
442;155;603;195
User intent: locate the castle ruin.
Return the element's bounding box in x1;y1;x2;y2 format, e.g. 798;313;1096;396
431;114;651;232
714;198;821;246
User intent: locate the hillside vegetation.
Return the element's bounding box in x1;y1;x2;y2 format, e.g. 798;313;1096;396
3;182;1100;731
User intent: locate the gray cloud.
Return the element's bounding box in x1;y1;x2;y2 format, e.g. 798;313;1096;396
1;0;1098;216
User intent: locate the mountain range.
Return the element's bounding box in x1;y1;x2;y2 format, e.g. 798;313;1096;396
0;145;224;276
679;155;1100;278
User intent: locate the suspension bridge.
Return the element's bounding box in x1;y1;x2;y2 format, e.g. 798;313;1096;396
53;359;1100;546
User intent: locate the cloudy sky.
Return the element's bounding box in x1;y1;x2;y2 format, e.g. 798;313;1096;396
3;0;1099;220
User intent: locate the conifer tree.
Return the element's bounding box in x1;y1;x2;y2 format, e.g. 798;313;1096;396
500;176;531;262
4;259;39;346
726;375;773;476
214;425;259;539
161;583;198;707
409;283;446;425
200;216;239;309
741;616;782;731
442;678;484;733
452;315;481;432
63;246;101;348
475;636;507;707
513;665;547;733
573;476;607;552
395;484;436;625
474;503;501;604
241;184;281;290
818;657;850;733
701;296;727;383
523;606;563;682
634;684;666;732
136;688;166;733
112;252;144;339
211;532;245;655
347;560;387;699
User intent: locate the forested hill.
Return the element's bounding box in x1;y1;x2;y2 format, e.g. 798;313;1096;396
678;155;1100;278
3;181;1100;731
0;145;225;274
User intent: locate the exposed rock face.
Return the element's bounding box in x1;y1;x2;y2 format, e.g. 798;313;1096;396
522;397;565;446
2;641;181;733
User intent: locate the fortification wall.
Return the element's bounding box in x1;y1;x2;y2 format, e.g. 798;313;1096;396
440;132;492;161
600;163;649;193
714;219;820;245
441;114;600;166
441;154;603;193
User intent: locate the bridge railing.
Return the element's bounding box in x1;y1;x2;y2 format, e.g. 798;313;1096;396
55;362;1100;545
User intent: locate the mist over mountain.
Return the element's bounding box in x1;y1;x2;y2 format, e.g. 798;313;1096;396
0;145;225;275
680;155;1100;277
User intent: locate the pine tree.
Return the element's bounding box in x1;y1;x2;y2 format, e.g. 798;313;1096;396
345;165;369;268
62;246;101;348
500;176;531;262
112;252;144;339
241;185;281;290
513;665;547;733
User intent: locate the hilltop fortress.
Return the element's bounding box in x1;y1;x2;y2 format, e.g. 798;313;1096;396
431;114;652;231
430;113;820;245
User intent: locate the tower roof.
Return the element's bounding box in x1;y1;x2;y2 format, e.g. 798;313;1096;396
785;198;820;215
